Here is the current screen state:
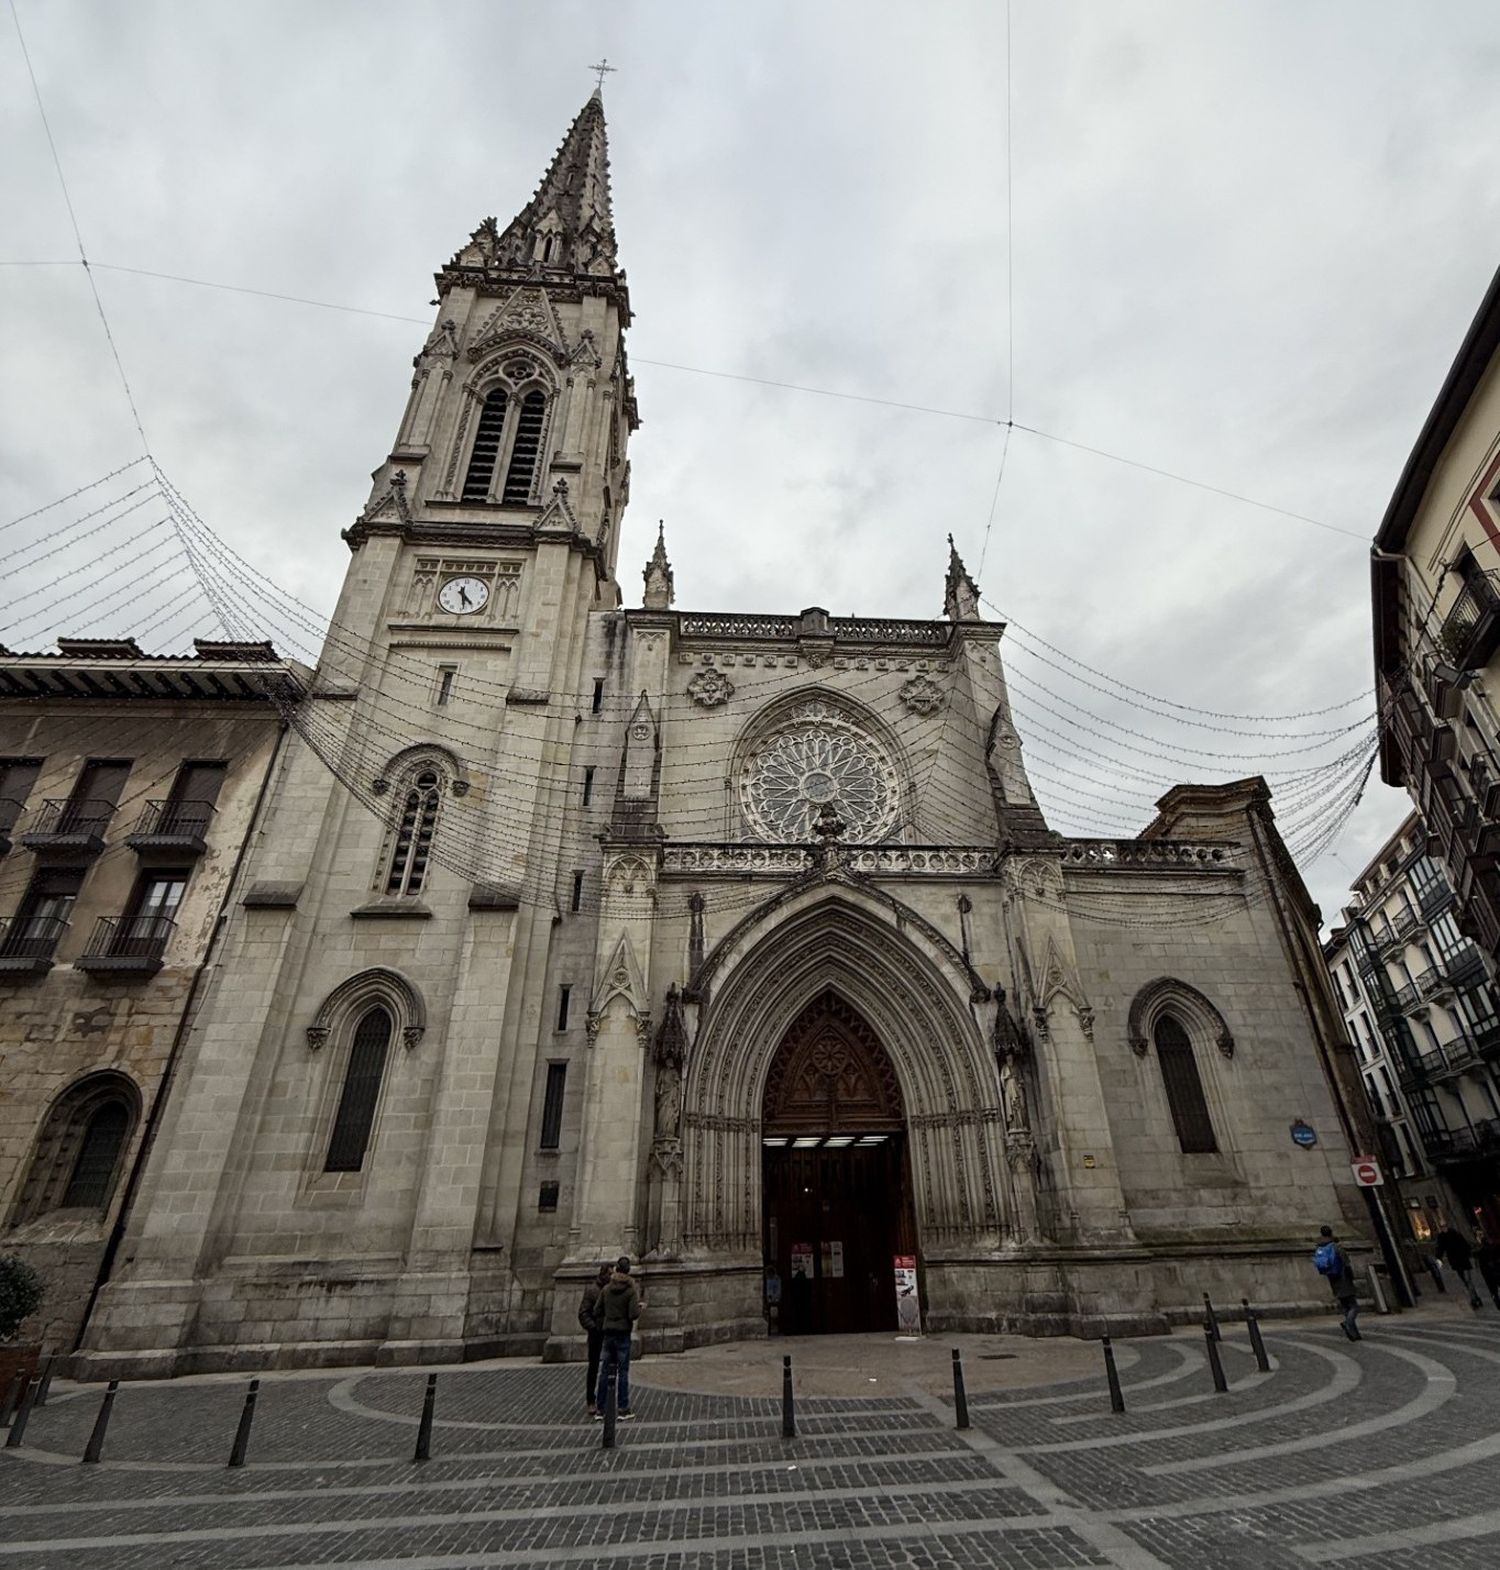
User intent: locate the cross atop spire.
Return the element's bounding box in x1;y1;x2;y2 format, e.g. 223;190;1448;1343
588;58;617;97
445;94;620;282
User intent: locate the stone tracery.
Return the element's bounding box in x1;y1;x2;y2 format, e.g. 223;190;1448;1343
740;702;899;844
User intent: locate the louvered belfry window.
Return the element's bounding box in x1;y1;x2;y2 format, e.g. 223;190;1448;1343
1154;1013;1217;1153
462;389;509;500
386;771;440;896
325;1006;394;1173
61;1101;129;1208
502;390;547;503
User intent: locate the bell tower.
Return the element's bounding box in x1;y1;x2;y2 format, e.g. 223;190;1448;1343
346;88;637;605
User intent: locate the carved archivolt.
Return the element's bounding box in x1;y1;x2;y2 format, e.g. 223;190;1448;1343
307;967;427;1052
762;991;904;1133
681;884;1006;1255
1126;976;1235;1060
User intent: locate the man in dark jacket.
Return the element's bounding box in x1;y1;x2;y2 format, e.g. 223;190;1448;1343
1476;1239;1500;1311
1435;1225;1483;1309
593;1256;643;1420
1316;1225;1362;1341
578;1263;611;1417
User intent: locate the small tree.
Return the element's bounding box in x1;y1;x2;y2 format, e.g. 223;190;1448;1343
0;1254;45;1343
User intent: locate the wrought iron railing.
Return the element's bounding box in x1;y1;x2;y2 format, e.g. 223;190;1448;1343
77;914;175;969
1439;569;1500;670
21;797;117;842
0;913;68;961
127;799;214;844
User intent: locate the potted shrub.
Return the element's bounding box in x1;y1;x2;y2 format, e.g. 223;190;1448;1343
0;1254;45;1396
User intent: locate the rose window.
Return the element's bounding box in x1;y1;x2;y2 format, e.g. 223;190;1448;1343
741;708;899;843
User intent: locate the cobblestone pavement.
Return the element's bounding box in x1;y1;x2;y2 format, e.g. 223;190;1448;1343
2;1301;1499;1569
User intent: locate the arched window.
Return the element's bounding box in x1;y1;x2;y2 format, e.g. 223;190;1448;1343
386;770;440;896
461;389;509;500
10;1073;139;1225
502;390;547;504
325;1005;393;1172
62;1102;129;1208
1154;1013;1217;1153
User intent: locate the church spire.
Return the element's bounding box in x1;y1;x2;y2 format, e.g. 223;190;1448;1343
643;522;674;609
944;535;981;621
445;94;620;280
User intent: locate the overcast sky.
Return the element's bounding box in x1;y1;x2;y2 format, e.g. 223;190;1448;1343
4;0;1500;926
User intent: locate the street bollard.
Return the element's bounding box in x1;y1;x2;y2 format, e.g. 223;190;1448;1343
33;1353;56;1409
1202;1293;1222;1342
1242;1300;1270;1374
951;1348;970;1430
81;1381;119;1464
0;1372;24;1427
413;1372;437;1463
1102;1335;1126;1414
601;1366;618;1450
1204;1323;1228;1394
227;1378;259;1468
781;1354;796;1440
5;1378;39;1448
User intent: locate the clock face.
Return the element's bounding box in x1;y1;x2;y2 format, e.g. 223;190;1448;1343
438;576;489;615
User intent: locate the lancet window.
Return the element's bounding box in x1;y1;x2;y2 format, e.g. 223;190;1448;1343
1154;1013;1217;1153
462;390;509;500
385;769;441;896
325;1006;393;1173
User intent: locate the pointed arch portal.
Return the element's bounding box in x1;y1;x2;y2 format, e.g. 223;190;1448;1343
761;990;919;1335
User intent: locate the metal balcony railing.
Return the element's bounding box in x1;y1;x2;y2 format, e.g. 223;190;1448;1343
1412;967;1450;1002
125;799;214;854
1391;904;1420;938
1439;569;1500;671
18;798;116;853
0;913;68;971
75;914;175;974
1423;1115;1500;1164
1391;980;1421;1011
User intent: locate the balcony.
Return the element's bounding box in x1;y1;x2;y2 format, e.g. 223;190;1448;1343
1391;979;1421;1011
125;799;213;857
1391;904;1421;938
74;914;175;976
1423;1115;1500;1165
1371;920;1405;959
1413;967;1452;1003
18;798;116;857
1439;569;1500;671
1443;947;1489;991
0;914;68;974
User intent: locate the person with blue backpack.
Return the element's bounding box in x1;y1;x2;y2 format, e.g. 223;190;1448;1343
1314;1225;1362;1340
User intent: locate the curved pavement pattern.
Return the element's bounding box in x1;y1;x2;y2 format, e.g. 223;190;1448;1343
1;1307;1498;1569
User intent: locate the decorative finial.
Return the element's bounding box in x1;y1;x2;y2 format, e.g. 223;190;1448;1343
944;535;981;622
589;58;617;95
643;520;674;610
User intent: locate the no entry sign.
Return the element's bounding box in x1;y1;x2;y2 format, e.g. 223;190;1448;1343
1350;1156;1384;1187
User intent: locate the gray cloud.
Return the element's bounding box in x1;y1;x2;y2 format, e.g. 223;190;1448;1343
4;0;1498;923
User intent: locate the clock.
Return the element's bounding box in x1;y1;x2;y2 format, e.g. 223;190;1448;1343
438;576;489;616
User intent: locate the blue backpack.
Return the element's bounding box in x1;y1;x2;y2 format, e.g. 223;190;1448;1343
1313;1241;1341;1277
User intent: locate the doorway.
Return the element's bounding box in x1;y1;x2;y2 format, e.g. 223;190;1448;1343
760;990;919;1334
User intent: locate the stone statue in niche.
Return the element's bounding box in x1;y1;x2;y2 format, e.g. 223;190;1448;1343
993;984;1033;1135
652;983;688;1144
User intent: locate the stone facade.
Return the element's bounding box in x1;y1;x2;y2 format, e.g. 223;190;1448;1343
0;642;300;1351
72;95;1388;1377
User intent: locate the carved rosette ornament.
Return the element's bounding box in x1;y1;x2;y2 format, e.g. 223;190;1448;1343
899;673;945;716
686;668;734;708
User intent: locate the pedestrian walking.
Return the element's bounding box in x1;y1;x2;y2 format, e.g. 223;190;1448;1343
578;1262;611;1418
1476;1238;1500;1311
593;1256;642;1421
1434;1225;1483;1309
1313;1225;1362;1340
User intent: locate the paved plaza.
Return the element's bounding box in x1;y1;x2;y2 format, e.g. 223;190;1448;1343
2;1299;1498;1569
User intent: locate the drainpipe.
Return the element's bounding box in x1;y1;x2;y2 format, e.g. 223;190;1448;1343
73;715;292;1351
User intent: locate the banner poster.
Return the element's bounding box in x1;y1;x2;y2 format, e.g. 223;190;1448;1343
790;1242;814;1282
823;1240;844;1278
893;1254;921;1333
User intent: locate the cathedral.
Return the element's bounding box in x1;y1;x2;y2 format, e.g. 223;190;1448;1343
76;93;1384;1374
